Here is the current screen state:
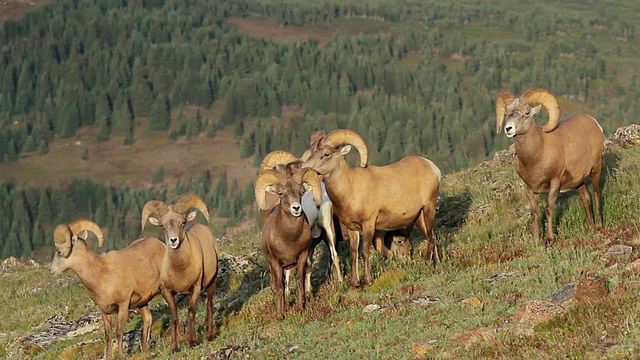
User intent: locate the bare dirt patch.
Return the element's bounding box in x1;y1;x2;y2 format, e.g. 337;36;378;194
0;126;257;189
0;0;50;22
229;17;335;46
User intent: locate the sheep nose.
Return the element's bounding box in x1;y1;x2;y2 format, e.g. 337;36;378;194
292;204;301;212
504;125;513;132
169;237;179;245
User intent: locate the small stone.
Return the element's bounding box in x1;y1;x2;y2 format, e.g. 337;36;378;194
362;304;380;313
548;283;576;304
411;341;435;355
460;297;483;306
602;245;633;261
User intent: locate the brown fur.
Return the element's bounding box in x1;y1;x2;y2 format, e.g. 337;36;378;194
498;91;605;243
144;200;219;352
51;225;165;360
304;132;441;289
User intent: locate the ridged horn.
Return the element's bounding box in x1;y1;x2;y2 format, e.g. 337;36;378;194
175;195;210;223
299;168;322;207
521;88;561;133
53;225;72;257
259;151;298;173
254;170;287;210
309;130;326;148
496;92;515;134
321;129;368;167
68;219;105;248
141;200;167;230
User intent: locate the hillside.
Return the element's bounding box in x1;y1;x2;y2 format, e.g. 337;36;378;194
1;127;639;359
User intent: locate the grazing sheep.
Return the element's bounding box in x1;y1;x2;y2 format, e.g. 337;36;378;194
258;150;344;292
51;219;165;360
141;195;219;352
255;167;322;319
302;129;441;289
496;88;605;244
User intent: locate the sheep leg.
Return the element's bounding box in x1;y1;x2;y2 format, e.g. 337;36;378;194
416;206;439;263
187;284;202;347
270;262;286;320
524;186;540;240
296;249;310;312
361;225;375;288
576;183;595;229
283;269;292;298
325;217;343;283
139;305;152;351
205;279;217;341
162;288;180;353
102;313;115;360
305;245;315;294
348;230;360;289
545;182;561;245
115;305;129;360
591;165;603;230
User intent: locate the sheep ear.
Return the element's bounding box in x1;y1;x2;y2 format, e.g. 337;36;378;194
76;230;90;242
187;211;198;222
303;183;313;193
148;217;160;226
338;145;352;157
531;104;542;116
265;185;278;195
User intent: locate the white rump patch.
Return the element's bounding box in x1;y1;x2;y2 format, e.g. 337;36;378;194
420;157;442;181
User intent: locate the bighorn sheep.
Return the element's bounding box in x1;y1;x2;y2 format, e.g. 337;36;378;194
51;219;166;360
257;150;344;292
496;88;605;244
302;129;442;289
255;167;322;319
141;195;219;352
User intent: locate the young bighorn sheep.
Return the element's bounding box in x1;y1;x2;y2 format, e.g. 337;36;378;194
50;219;166;360
302;129;442;289
141;195;219;352
255;167;322;319
496;88;605;244
258;150;344;291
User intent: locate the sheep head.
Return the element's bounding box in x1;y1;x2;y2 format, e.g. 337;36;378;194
303;129;368;175
51;219;105;275
255;168;320;217
259;150;299;173
496;89;561;137
142;196;210;249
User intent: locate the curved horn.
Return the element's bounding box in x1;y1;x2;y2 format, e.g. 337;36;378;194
175;195;210;223
309;130;326;148
53;225;73;257
259;151;298;173
68;219;105;248
321;129;368;167
300;169;322;207
141;200;167;230
521;88;561;132
254;170;287;210
496;92;515;134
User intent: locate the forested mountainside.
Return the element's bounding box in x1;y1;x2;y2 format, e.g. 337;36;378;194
0;0;639;259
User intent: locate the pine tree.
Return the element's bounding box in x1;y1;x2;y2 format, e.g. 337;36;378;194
149;97;170;131
37;140;49;155
151;165;165;184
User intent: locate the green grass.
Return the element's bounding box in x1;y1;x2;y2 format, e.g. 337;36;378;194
2;141;640;359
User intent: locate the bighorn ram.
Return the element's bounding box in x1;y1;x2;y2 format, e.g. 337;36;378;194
255;167;322;319
51;219;166;360
302;129;442;289
141;195;219;352
496;88;605;244
258;150;344;291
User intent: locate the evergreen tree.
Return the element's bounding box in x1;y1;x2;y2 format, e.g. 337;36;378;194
149;97;170;131
151;165;165;184
22;135;36;152
37;140;49;155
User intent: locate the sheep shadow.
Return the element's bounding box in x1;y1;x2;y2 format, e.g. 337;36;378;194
431;190;473;250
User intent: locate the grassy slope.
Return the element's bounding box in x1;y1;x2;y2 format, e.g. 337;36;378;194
2;140;639;359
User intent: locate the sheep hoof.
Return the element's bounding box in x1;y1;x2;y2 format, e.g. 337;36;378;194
189;340;199;348
545;237;556;246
